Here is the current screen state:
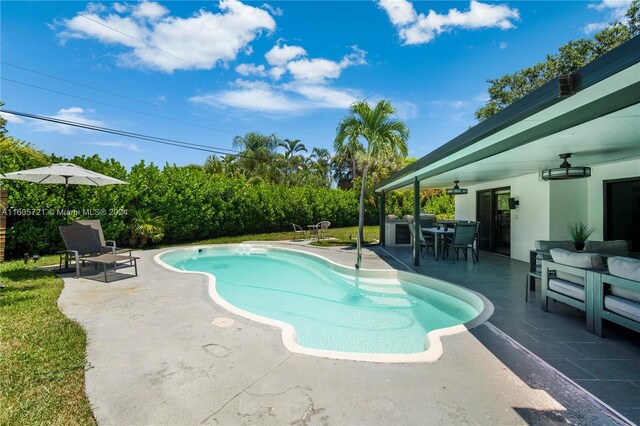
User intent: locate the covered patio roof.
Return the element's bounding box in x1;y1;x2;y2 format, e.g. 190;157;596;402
374;36;640;193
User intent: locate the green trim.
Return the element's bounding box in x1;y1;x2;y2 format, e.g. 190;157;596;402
375;36;640;192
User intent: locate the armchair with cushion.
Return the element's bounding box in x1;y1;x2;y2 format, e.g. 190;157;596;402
526;240;577;301
541;248;604;332
593;256;640;336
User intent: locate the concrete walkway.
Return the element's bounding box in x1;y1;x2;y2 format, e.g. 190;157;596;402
59;244;627;425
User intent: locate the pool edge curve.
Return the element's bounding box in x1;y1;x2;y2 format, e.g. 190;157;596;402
154;244;494;364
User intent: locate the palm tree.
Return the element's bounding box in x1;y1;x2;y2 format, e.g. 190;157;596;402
335;100;409;268
310;147;331;186
203;155;224;175
279;138;307;159
232;132;279;181
0;136;49;169
129;208;164;247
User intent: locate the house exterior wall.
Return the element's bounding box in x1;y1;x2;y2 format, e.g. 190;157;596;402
455;173;550;262
587;158;640;241
548;179;588;240
454;157;640;263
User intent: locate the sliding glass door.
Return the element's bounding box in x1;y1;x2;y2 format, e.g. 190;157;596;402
476;187;511;256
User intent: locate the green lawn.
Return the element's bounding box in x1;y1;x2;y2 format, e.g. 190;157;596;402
0;255;95;425
193;225;380;247
0;225;379;424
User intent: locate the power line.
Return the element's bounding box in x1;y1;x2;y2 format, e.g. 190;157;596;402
1;14;328;140
2;62;160;108
0;61;259;135
76;12;191;67
2;77;239;137
1;109;247;158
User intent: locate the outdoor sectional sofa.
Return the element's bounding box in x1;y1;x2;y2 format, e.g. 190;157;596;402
541;249;640;336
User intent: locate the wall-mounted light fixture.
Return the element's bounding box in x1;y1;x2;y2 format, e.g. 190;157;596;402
508;197;519;210
446;180;468;195
541;153;591;180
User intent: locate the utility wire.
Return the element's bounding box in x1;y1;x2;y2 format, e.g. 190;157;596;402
76;12;191;67
2;77;238;137
1;13;327;140
2;62;161;108
1;61;255;135
1;109;248;158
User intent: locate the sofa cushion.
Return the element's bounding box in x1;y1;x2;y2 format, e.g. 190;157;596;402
535;240;575;261
549;248;603;285
607;257;640;303
549;278;585;301
550;249;603;268
604;295;640;322
584;240;628;257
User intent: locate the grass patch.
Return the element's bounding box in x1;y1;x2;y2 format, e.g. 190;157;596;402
0;255;95;426
0;225;379;424
191;225;380;246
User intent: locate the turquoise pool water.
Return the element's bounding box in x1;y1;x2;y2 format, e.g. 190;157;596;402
160;247;479;354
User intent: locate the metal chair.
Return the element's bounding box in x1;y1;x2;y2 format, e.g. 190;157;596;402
317;221;331;239
292;223;306;241
444;222;478;264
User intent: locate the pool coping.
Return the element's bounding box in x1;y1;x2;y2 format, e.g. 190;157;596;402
154;243;494;363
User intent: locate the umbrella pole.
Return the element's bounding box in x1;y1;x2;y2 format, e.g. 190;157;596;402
64;176;72;225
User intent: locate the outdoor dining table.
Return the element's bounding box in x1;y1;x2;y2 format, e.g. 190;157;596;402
422;227;455;261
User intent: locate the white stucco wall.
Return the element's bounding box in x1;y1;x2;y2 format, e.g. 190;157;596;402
454;157;640;262
455;173;550;262
587;158;640;240
548;179;588;240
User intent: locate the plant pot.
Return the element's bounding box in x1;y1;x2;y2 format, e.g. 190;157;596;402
575;242;585;251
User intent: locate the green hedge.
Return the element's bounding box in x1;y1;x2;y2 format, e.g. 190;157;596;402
2;155;361;258
2;155;455;259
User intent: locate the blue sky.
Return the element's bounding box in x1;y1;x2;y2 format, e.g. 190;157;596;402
0;0;631;169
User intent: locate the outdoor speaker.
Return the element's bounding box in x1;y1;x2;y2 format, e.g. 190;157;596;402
558;74;573;97
508;197;519;209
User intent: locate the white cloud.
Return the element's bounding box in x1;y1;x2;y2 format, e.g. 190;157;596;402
235;63;267;76
58;0;276;73
264;43;307;66
132;1;169;21
190;79;359;114
191;45;366;114
378;0;416;26
499;41;507;49
191;82;301;113
0;111;25;124
286;47;367;84
393;101;419;120
286;58;343;84
89;141;141;152
269;66;287;80
583;0;631;33
261;3;283;16
378;0;519;45
31;107;104;134
583;22;610;33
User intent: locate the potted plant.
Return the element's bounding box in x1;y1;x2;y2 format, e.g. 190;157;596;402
566;219;594;251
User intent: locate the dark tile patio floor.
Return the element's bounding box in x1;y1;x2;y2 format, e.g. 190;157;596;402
376;246;640;425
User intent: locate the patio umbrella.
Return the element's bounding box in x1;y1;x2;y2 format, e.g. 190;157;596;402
0;162;128;213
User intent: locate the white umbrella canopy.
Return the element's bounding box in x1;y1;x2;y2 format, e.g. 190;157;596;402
1;162;128;186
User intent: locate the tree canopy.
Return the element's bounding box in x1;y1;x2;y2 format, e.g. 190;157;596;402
475;1;639;121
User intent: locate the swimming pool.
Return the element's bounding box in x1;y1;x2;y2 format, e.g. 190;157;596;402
156;245;492;362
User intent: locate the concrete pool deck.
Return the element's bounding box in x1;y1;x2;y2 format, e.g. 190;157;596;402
59;243;628;425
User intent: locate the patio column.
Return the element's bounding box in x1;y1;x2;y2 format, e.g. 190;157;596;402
379;191;386;246
414;177;421;266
